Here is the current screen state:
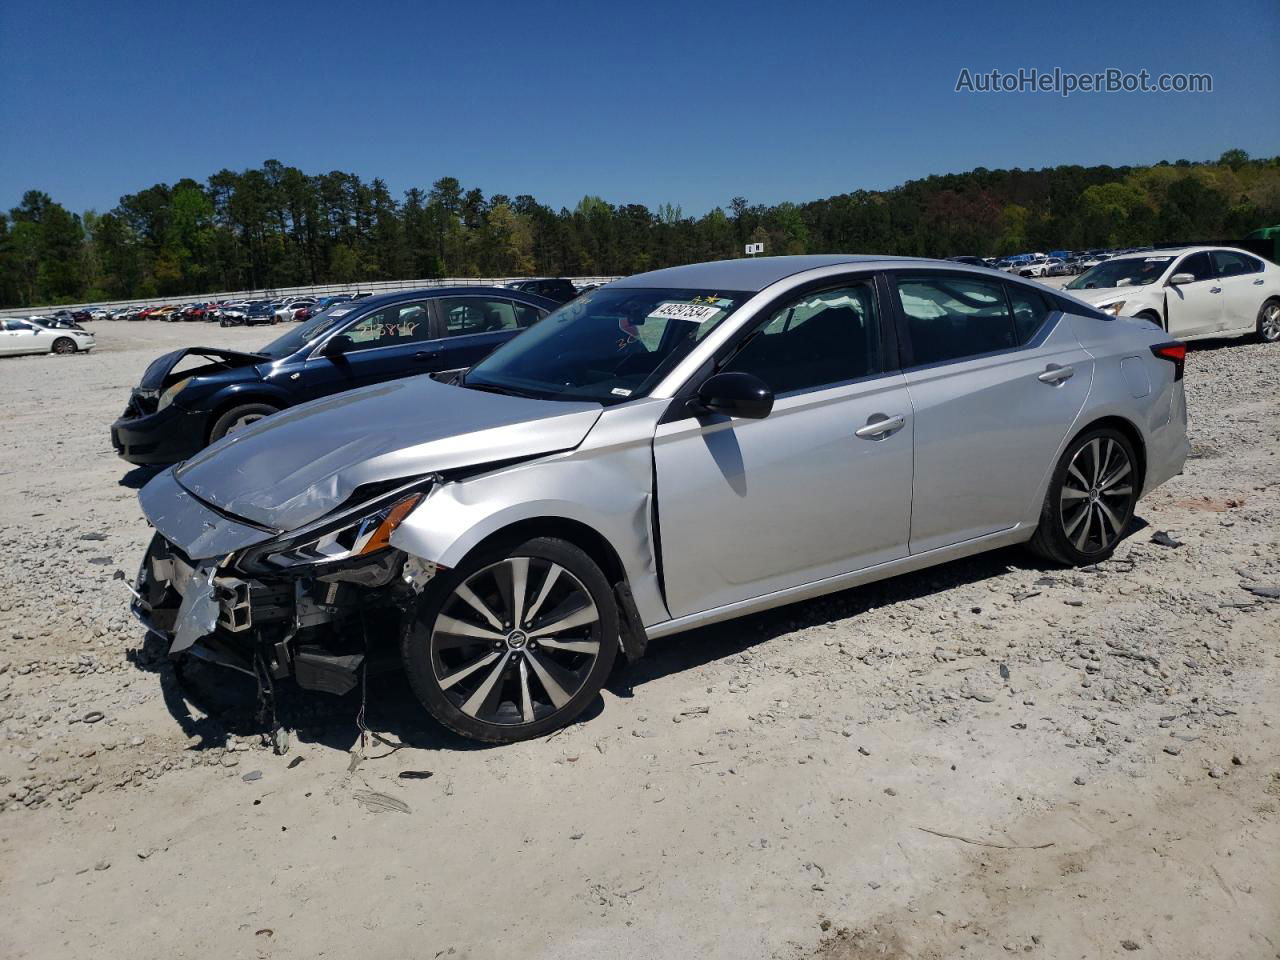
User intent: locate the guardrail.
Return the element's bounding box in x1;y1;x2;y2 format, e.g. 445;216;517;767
0;276;623;318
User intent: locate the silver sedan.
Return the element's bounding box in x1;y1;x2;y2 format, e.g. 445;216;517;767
131;255;1189;743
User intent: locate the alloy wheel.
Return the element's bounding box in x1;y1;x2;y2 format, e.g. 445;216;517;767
1261;303;1280;342
1059;437;1135;554
429;557;602;726
53;338;75;354
225;413;266;434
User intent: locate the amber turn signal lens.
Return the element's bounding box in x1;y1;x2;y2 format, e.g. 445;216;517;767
357;493;423;556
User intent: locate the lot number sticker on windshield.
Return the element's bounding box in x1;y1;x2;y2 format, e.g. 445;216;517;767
648;302;722;324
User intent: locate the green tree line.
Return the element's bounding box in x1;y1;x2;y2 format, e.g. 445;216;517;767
2;150;1277;307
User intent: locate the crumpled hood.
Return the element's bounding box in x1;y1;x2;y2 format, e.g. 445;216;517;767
173;376;602;531
1061;285;1134;308
137;347;268;390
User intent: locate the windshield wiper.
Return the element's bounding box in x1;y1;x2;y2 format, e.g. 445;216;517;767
462;380;537;400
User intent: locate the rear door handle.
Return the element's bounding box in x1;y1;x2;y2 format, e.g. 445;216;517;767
1254;278;1265;285
1038;363;1074;384
412;350;439;362
1209;286;1222;294
855;413;905;439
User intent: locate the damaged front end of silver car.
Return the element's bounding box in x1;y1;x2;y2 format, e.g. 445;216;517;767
130;467;442;736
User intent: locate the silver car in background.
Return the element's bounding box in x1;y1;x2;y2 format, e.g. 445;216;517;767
131;255;1189;743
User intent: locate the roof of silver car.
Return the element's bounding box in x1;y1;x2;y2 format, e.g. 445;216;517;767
614;254;923;291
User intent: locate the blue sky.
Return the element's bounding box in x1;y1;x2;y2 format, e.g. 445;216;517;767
1;0;1277;216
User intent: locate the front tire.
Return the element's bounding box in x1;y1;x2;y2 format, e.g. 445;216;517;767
208;403;279;442
51;337;77;354
1028;427;1139;566
1258;299;1280;343
402;537;618;743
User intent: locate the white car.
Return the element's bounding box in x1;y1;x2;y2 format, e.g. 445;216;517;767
0;317;96;356
1019;258;1066;278
274;298;316;322
1066;246;1280;342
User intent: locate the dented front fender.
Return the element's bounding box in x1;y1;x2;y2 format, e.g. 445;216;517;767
390;399;671;628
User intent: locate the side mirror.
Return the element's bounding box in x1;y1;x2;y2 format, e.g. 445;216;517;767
323;334;353;358
694;371;774;420
1168;272;1196;286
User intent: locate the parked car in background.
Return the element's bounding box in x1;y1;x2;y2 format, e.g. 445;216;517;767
1066;246;1280;342
112;286;559;465
506;277;580;303
1019;258;1067;278
219;300;273;326
309;295;353;315
275;298;316;322
28;314;84;330
1;317;96;355
128;255;1189;743
947;256;988;267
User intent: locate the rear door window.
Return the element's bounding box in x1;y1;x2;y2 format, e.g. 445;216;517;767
1005;284;1053;344
438;297;520;336
1211;250;1263;277
894;273;1017;365
513;302;547;328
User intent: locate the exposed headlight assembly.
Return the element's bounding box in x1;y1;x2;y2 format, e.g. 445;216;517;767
1099;301;1126;316
157;377;192;411
235;484;428;575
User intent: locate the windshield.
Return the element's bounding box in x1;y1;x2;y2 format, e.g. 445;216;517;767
1067;256;1173;289
258;303;361;358
464;287;749;404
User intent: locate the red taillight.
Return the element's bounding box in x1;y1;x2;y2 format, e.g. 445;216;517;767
1150;341;1186;381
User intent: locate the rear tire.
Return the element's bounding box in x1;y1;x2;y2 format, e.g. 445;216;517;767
1258;299;1280;343
1028;427;1139;566
402;536;618;743
208;403;279;442
52;337;77;354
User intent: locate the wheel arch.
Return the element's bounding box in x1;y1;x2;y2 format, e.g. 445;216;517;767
418;515;649;661
461;516;629;589
204;390;289;442
1067;415;1148;494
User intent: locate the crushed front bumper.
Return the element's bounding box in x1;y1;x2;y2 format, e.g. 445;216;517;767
131;530;404;697
111;400;208;465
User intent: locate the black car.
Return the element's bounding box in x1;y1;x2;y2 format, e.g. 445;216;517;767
220;300;279;327
30;315;85;330
947;256;988;267
111;286;559;466
506;277;580;303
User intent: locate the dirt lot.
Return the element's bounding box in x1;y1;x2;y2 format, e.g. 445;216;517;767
1;319;1278;960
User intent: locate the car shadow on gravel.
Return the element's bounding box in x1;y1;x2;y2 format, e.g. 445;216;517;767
613;524;1144;695
118;465;164;489
127;630;601;755
126;521;1151;753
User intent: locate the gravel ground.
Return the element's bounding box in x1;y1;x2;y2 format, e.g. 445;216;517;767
1;320;1277;960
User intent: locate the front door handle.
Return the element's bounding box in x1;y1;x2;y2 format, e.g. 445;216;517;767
855;413;905;439
1038;363;1074;384
412;350;439;362
1209;286;1222;294
1254;278;1265;285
